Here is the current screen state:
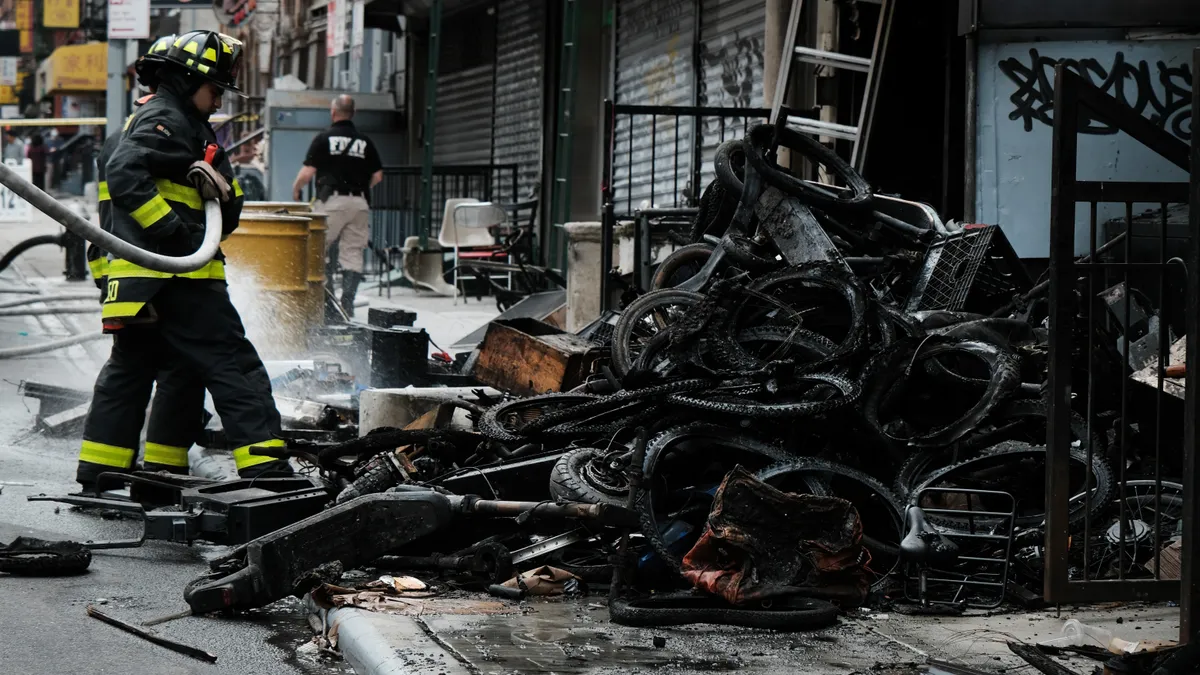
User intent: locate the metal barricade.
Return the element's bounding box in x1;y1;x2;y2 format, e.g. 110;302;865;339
1045;60;1200;640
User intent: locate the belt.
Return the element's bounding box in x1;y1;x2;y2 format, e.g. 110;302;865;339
332;190;366;198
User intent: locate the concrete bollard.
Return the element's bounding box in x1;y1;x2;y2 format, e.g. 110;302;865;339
564;221;604;333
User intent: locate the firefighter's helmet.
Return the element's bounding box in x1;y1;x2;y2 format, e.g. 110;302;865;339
134;34;177;89
158;30;245;96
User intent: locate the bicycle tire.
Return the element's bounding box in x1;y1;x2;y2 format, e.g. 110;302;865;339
893;398;1100;502
666;372;860;419
522;379;713;435
688;179;738;243
914;444;1114;532
720;232;782;273
635;422;804;574
609;593;839;631
720;326;838;372
714;139;746;193
725;262;869;367
651;243;715;290
861;338;1021;448
744;124;873;211
477;393;599;443
611;289;706;377
548;447;630;506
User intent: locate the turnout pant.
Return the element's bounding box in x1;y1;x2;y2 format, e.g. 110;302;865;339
76;327;208;485
150;278;284;474
77;278;287;486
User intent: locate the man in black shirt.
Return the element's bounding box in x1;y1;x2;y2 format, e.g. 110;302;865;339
292;94;383;318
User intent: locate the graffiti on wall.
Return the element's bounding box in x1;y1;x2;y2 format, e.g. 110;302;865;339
998;47;1193;140
698;35;764;108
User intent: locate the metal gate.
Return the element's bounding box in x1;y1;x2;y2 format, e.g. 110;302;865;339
1045;60;1200;640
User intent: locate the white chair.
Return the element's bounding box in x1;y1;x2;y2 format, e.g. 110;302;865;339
437;198;508;302
400;236;456;297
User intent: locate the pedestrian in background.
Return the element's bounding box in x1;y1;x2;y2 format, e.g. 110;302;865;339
3;130;23;164
290;94;383;319
27;133;45;190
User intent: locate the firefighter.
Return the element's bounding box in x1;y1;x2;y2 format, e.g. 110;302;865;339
75;30;290;492
81;34;213;481
290;94;383;319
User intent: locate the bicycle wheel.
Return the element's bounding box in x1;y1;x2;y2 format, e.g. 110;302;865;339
611;289;706;377
914;444;1114;532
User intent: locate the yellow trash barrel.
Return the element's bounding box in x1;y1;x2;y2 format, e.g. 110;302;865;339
305;212;328;325
221;213;313;357
242;202;328;327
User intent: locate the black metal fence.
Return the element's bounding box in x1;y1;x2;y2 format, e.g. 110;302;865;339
363;164;518;265
1045;62;1199;638
599;103;779;309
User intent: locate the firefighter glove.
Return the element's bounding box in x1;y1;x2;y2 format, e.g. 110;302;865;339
187;161;232;203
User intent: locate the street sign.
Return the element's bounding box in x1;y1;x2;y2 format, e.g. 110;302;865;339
44;0;80;28
108;0;150;39
0;58;17;86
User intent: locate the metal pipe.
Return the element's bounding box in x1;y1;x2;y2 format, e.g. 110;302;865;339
964;32;978;222
0;162;222;274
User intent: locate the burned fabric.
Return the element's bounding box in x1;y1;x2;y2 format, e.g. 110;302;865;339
680;466;870;607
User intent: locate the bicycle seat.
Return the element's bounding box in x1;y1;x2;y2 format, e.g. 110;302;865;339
900;506;959;566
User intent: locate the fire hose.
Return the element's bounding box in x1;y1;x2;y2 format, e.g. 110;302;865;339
0;163;222;274
0;162;222;358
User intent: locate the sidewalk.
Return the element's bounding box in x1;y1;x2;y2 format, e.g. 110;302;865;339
309;594;1180;675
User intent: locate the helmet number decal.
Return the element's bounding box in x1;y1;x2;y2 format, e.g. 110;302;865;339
106;280;119;303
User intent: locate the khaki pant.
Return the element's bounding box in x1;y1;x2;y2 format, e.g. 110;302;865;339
316;194;370;273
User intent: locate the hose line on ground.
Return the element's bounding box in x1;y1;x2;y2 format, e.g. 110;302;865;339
0;292;99;309
0;162;222;275
0;234;64;273
0;306;99;316
0;332;105;359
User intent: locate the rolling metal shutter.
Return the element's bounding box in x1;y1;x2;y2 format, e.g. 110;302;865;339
697;0;767;186
491;0;545;201
433;63;496;165
611;0;696;214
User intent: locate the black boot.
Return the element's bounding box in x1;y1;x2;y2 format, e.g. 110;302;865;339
340;271;363;318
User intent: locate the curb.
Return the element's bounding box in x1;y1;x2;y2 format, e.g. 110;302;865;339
303;595;470;675
305;596;413;675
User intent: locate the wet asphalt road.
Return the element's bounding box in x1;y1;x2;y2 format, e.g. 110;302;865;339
0;259;341;675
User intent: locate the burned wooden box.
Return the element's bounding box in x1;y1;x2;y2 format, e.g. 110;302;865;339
473;318;599;395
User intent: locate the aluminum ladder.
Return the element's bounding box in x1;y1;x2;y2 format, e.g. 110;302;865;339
768;0;895;171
